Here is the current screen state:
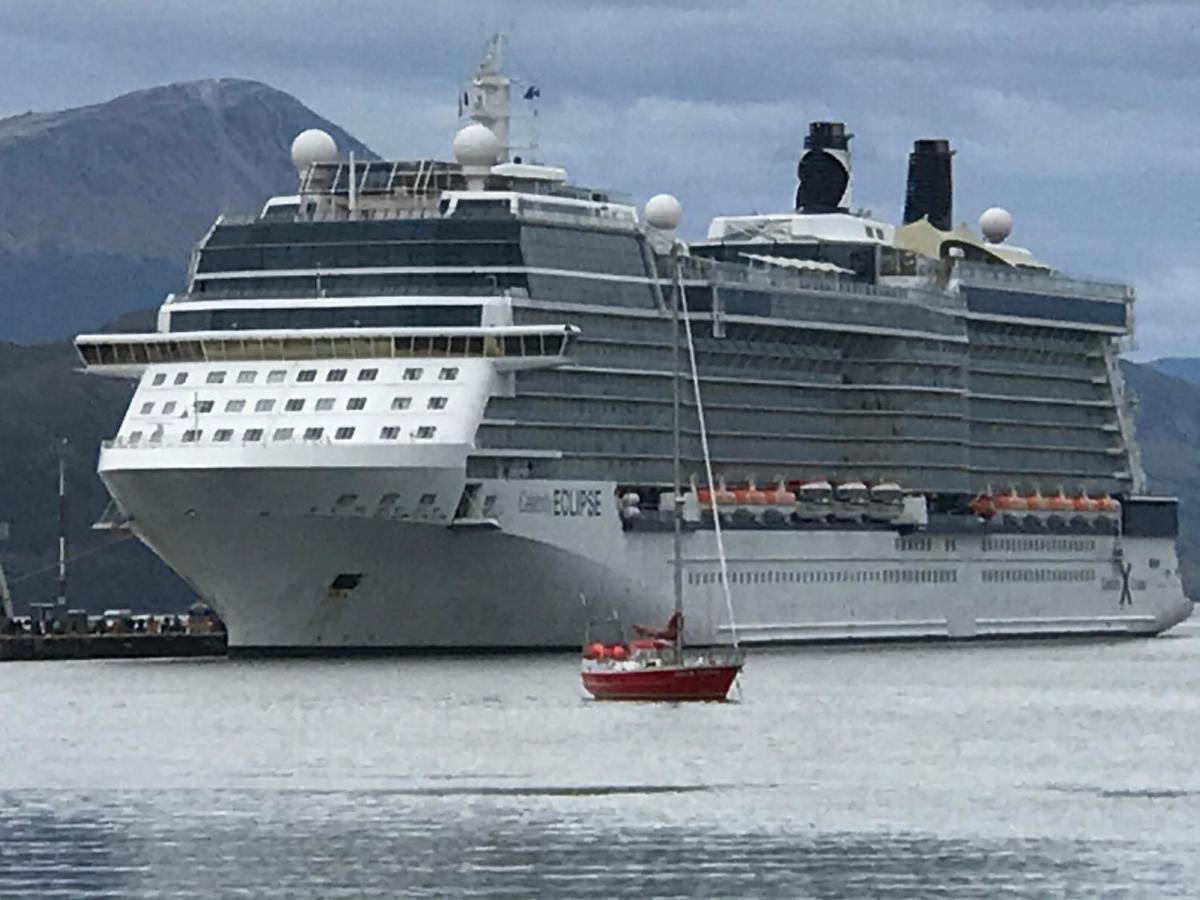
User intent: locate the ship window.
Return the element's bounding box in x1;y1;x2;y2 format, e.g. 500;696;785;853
285;399;305;412
427;396;447;410
347;397;367;411
358;368;378;382
174;373;188;385
415;426;436;439
237;370;257;384
149;430;163;444
303;427;324;440
162;401;177;415
255;399;275;412
182;429;202;443
128;430;143;444
244;428;263;441
273;427;293;441
194;400;214;413
267;370;286;384
297;369;317;382
391;396;411;410
380;426;400;440
335;426;355;440
327;368;348;382
439;367;459;381
206;371;226;384
329;573;362;591
140;402;154;415
152;373;166;386
419;493;437;506
225;399;245;413
403;367;423;381
316;397;335;411
213;429;233;443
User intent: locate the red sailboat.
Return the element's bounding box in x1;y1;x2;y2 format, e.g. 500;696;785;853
581;198;745;702
581;613;744;702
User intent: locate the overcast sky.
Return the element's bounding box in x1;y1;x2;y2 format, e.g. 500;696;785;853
1;0;1196;357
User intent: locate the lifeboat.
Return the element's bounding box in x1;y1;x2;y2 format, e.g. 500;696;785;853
968;488;997;519
730;477;767;523
866;482;904;522
1025;489;1050;516
1046;488;1074;529
696;477;737;518
733;478;768;508
992;487;1028;513
832;481;869;522
1093;493;1121;533
761;478;798;525
796;480;833;521
1048;489;1074;514
1074;490;1101;513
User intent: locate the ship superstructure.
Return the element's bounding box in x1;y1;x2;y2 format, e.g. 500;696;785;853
76;37;1190;651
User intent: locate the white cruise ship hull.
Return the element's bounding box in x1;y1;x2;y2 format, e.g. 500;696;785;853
102;467;1192;653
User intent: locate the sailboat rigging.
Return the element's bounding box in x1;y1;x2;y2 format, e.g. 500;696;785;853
581;194;745;702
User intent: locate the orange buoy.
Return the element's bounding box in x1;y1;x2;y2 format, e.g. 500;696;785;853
609;644;628;661
584;641;606;660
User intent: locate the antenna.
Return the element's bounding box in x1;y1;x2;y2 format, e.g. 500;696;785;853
468;33;511;162
56;438;67;610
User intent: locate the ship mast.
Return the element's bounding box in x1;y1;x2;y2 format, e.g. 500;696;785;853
467;34;511;162
643;195;687;659
670;243;684;659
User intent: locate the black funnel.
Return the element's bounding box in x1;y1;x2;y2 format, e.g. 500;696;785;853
903;139;954;231
795;122;852;214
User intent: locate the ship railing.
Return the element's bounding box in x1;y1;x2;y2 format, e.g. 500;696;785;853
76;325;580;374
672;255;961;310
953;260;1132;302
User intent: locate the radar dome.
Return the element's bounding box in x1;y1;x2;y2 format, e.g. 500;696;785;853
979;206;1013;243
290;129;338;173
453;123;502;167
644;194;682;231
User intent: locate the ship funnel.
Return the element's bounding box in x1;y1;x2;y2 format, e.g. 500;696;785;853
795;121;852;214
903;138;954;231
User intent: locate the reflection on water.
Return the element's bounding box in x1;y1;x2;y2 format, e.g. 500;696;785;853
1;628;1198;897
1;789;1195;898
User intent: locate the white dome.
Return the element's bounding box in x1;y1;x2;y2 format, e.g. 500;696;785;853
979;206;1013;243
290;129;338;173
452;123;502;167
644;193;682;231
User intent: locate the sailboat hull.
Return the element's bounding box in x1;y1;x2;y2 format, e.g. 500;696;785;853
581;662;741;702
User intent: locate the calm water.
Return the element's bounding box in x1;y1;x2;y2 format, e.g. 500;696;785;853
2;625;1198;898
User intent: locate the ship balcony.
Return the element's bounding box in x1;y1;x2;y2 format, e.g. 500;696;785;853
74;325;580;378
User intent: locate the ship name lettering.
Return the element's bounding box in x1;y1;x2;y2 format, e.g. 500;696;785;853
553;488;602;517
518;492;552;514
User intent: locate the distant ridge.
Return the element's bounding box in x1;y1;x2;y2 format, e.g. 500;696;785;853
1147;357;1200;386
0;78;375;342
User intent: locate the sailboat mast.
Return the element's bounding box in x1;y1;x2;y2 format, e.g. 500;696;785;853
670;244;684;657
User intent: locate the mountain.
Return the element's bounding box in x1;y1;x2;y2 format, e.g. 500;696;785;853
1147;357;1200;387
1123;361;1200;593
0;78;374;342
0;338;191;613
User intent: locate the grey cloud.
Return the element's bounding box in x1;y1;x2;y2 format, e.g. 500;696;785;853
0;0;1197;355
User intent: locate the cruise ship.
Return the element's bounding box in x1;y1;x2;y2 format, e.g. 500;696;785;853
76;38;1191;653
